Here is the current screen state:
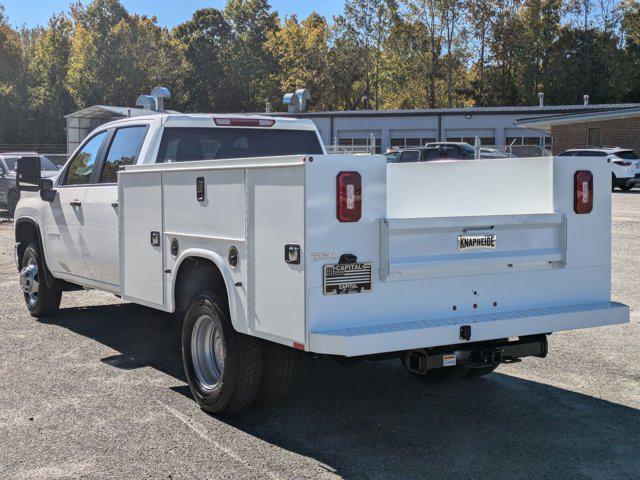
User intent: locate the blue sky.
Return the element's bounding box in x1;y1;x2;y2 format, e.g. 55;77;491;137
2;0;342;28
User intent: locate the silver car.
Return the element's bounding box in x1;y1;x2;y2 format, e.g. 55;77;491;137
0;153;60;213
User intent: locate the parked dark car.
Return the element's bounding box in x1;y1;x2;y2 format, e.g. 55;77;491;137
0;154;59;214
386;144;477;163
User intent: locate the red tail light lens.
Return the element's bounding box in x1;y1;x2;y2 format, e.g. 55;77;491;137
337;172;362;222
613;160;632;166
574;170;593;214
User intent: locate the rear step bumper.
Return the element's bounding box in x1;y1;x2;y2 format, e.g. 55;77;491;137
309;301;629;357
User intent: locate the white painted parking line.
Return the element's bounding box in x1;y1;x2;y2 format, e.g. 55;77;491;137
155;400;283;480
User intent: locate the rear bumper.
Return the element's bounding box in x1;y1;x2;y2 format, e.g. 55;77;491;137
309;301;629;357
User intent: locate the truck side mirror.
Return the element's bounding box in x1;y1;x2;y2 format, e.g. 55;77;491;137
16;156;42;192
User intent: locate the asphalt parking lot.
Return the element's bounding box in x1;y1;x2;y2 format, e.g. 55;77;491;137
0;193;639;480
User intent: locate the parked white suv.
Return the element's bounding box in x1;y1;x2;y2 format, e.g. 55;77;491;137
558;148;640;191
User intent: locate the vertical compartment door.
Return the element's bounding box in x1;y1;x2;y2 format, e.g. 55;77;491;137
247;167;305;344
119;171;165;308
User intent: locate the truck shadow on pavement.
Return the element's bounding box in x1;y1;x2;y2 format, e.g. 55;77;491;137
47;303;640;479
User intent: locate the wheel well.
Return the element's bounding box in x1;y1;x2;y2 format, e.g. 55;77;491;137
174;257;229;313
15;220;39;267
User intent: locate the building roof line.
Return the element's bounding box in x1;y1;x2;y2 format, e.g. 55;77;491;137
515;106;640;130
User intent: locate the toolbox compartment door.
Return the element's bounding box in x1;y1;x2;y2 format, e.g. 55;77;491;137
119;171;165;308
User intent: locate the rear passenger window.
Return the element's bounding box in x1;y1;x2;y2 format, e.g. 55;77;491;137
577;151;607;157
64;131;107;186
99;126;148;183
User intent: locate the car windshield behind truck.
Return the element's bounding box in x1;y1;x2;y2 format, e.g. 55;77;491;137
157;127;323;163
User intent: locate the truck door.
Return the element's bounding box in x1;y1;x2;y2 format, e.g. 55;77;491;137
43;131;108;279
81;126;149;287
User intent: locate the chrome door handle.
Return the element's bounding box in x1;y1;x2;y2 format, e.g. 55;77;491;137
70;200;82;207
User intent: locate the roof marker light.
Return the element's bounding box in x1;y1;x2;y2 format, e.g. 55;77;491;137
214;117;275;127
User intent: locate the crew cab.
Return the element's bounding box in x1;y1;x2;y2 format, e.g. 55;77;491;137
558;148;640;191
13;113;630;413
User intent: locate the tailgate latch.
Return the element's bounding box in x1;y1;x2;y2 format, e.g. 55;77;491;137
460;325;471;341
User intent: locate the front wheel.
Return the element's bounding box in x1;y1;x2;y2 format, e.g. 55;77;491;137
612;174;617;192
619;183;634;191
20;242;62;317
182;291;263;414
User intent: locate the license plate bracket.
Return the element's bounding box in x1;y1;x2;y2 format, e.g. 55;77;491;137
323;263;372;295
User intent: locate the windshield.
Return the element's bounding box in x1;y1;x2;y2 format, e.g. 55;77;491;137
613;151;639;160
157;127;323;162
3;156;59;172
385;152;399;163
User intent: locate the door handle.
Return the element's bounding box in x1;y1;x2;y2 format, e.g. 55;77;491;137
111;202;119;209
70;200;82;207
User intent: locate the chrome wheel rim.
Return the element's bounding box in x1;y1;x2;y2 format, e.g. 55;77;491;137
191;314;225;391
19;257;39;308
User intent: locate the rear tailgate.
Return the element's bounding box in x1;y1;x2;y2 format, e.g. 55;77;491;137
304;155;628;356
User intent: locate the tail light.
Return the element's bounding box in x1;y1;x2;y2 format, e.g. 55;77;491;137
574;170;593;214
337;172;362;222
613;160;632;166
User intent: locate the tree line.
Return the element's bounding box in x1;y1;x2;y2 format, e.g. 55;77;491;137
0;0;639;148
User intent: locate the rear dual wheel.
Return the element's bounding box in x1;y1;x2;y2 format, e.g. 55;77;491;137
181;291;297;414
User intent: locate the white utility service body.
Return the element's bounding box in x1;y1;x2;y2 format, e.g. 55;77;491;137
118;143;628;357
14;112;629;412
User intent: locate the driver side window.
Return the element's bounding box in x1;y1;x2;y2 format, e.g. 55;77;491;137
64;132;107;186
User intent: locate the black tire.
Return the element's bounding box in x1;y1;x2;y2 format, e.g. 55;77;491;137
402;358;498;383
612;174;617;192
619;183;634;191
182;290;263;414
20;242;62;317
255;341;298;406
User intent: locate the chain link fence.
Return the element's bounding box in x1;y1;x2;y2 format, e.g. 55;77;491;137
1;153;68;221
325;145;375;155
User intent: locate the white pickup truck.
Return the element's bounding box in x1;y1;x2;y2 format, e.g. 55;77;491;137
14;113;629;413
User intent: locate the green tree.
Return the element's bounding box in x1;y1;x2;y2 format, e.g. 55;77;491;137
265;13;333;110
67;0;177;108
0;5;28;144
28;14;74;145
173;8;232;112
335;0;395;109
222;0;280;112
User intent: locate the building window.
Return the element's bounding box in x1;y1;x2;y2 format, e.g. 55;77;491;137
588;128;602;148
339;137;382;154
447;136;495;146
506;136;546;147
390;137;436;149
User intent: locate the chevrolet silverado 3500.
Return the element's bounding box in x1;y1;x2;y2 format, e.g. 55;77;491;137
13;113;630;413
